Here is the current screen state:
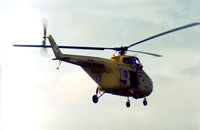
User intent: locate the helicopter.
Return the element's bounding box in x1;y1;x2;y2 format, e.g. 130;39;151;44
14;22;200;108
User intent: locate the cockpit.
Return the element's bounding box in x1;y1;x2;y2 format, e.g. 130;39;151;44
122;56;142;69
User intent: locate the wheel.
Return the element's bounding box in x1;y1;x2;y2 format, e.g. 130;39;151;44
143;99;147;106
92;95;98;103
126;101;130;108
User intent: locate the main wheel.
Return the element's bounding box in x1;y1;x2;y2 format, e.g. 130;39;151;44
143;99;147;106
126;101;130;108
92;95;98;103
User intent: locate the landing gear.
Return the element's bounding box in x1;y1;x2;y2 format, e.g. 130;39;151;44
92;95;98;103
56;60;62;70
92;88;105;104
126;97;131;108
143;98;148;106
126;101;130;108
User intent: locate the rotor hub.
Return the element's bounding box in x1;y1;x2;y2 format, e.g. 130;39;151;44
114;46;128;55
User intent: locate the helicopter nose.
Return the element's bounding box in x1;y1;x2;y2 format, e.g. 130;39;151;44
148;80;153;91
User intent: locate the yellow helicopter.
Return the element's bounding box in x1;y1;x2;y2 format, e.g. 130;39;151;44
14;22;200;108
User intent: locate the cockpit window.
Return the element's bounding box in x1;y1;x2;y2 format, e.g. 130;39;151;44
130;58;136;66
123;58;130;64
123;57;140;66
135;58;140;64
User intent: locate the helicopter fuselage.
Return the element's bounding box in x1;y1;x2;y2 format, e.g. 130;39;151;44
48;34;153;100
55;53;153;99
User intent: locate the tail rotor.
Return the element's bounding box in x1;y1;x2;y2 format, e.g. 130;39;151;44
40;18;49;56
42;18;47;47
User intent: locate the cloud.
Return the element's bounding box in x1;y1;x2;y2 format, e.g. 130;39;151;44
96;0;166;5
181;62;200;77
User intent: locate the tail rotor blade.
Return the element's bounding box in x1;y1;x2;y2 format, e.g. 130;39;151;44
40;47;49;57
42;18;47;46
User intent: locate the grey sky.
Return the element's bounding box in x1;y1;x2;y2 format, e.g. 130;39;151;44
1;0;200;130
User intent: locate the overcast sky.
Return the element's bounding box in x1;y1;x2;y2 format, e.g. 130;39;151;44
1;0;200;130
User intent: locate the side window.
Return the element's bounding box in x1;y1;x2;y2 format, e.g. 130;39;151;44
123;70;128;78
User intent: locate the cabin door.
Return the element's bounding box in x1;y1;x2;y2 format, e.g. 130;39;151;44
130;71;138;89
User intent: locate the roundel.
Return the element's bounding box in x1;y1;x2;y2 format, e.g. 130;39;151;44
54;45;59;52
96;76;101;82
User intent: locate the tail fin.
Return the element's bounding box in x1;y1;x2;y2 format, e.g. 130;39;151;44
48;34;62;58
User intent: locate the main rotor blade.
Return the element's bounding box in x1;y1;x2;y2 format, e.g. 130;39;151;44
13;44;47;47
13;44;115;50
128;50;163;57
128;22;200;48
58;46;114;50
56;45;115;50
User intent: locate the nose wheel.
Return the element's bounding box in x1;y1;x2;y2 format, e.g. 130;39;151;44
126;97;131;108
143;98;148;106
126;101;130;108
